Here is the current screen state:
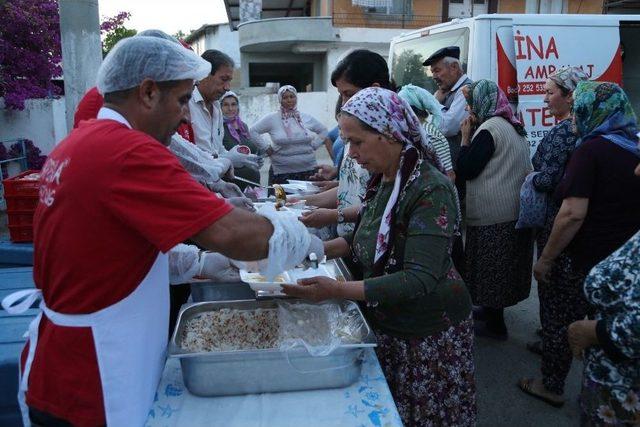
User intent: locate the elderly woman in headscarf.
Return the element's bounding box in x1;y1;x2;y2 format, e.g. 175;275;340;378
458;79;533;340
220;91;268;188
516;67;588;407
283;87;476;427
250;85;332;184
398;84;455;181
529;82;640;413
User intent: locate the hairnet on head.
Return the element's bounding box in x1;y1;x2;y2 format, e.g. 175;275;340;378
96;36;211;94
136;29;179;44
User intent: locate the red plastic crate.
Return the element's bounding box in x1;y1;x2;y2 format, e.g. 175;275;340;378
2;170;41;197
5;195;39;211
7;209;35;226
8;224;33;243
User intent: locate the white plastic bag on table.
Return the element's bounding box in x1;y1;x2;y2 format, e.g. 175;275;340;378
276;301;366;357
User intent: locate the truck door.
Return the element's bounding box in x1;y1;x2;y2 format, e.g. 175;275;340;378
510;16;622;154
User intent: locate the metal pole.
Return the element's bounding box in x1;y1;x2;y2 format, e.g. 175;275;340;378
58;0;102;134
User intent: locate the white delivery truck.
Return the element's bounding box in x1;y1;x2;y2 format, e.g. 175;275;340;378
388;14;640;153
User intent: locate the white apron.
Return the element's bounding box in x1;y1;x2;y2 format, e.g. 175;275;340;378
2;253;169;427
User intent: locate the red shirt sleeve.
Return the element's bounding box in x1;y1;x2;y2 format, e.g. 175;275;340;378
107;139;233;252
73;87;104;128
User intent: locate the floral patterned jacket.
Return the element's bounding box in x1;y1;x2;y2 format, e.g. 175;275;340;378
583;230;640;404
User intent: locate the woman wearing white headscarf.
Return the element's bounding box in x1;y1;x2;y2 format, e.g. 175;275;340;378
283;87;476;427
251;85;331;184
398;84;454;180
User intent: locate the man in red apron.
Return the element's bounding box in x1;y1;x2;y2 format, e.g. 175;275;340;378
2;36;322;427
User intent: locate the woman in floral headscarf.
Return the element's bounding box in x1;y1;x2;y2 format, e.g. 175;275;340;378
220;91;269;188
518;67;588;407
282;87;476;427
531;81;640;419
458;79;533;340
251;85;332;184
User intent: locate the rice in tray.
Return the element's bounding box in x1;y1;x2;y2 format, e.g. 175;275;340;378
181;308;279;352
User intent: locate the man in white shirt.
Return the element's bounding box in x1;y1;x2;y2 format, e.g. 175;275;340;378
190;50;259;170
423;46;472;162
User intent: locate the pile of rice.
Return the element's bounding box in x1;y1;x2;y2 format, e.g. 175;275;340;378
181;308;279;352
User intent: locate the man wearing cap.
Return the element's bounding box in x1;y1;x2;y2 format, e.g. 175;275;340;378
423;46;473;162
3;36;323;427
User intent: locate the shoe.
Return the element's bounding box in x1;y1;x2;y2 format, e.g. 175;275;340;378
474;322;508;341
518;378;565;408
526;340;543;356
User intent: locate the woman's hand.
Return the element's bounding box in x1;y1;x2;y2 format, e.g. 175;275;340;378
568;320;599;360
460;116;474;146
299;208;337;228
313;180;339;191
281;276;342;302
533;256;554;283
311;164;338;181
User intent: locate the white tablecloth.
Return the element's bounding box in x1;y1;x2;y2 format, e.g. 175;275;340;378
145;348;402;427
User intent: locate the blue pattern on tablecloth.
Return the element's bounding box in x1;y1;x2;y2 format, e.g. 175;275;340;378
146;348;401;427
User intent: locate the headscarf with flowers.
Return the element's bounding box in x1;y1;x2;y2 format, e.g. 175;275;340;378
573;81;640;157
221;91;251;144
466;79;527;136
548;66;588;93
342;87;456;276
278;85;308;138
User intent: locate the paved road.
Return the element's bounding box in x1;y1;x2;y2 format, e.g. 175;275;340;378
475;279;582;426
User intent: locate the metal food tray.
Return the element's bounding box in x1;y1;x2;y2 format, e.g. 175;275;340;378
168;299;376;397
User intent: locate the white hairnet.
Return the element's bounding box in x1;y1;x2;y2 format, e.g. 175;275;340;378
136;29;179;43
97;36;211;94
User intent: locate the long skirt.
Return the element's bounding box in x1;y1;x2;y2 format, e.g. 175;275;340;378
465;220;533;308
375;317;476;427
537;214;589;395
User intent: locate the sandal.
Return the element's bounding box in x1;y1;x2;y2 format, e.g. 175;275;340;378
526;340;543;356
518;378;565;408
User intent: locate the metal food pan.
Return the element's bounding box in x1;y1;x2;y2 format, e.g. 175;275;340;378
190;280;255;302
168;299;376;396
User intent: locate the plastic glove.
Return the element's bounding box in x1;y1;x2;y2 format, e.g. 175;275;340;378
198;252;241;283
222;146;260;169
306;234;325;261
207;180;244;198
227;196;255;212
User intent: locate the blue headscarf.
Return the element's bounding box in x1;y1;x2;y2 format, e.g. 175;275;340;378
573;81;640;157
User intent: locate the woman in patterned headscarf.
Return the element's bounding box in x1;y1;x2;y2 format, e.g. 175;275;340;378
518;66;588;407
531;81;640;411
282;87;476;427
457;79;533;340
251;85;333;184
220;91;269;189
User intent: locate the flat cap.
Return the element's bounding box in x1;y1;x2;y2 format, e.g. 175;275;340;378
422;46;460;66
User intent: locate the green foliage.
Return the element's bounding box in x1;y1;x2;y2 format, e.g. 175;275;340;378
393;49;435;92
102;26;136;56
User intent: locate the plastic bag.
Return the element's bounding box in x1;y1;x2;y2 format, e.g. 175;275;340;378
169;133;232;185
168;244;200;284
255;204;310;281
276;301;366;356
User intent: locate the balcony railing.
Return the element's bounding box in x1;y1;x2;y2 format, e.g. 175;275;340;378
332;12;441;29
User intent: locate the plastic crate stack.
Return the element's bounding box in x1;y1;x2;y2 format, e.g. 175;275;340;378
2;170;41;243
